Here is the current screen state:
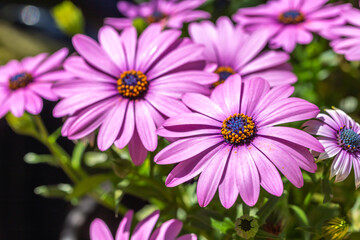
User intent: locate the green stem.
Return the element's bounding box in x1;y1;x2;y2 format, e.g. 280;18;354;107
33;115;80;183
32;115;121;213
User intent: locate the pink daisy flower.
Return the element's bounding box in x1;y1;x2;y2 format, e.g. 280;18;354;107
154;74;323;208
189;17;296;88
53;24;217;165
328;8;360;61
0;48;69;118
105;0;210;31
90;210;196;240
233;0;350;52
303;108;360;188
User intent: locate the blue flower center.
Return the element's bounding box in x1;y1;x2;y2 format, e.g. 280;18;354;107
146;11;166;23
9;72;33;90
278;10;305;24
117;70;148;99
338;127;360;152
221;113;256;145
213;66;235;88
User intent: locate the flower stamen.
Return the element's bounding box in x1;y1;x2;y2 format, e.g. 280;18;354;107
337;126;360;152
146;11;167;24
213;66;235;87
278;10;305;24
221;113;256;145
117;70;148;99
9;72;33;90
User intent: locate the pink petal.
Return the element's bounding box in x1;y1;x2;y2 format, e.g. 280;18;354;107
115;210;133;240
162;113;222;130
22;53;48;73
154;135;223;165
33;48;68;76
145;92;190;117
90;218;113;240
135;100;158;151
146;44;204;80
222;74;242;115
98;26;127;72
235;146;260;206
149;219;182;240
132;211;160;240
218;147;239;208
182;93;226;121
257;98;319;127
64;56;116;83
72;34;121;77
28;82;58;101
248;146;283;196
240;51;290;75
121;27;137;69
97;99;128;151
128;128;148;166
114;101;135;149
24;89;43;115
252;136;304;188
165;144;222;187
10;89;25;117
197;145;229;207
137;29;181;73
258;126;324;152
240;77;270;116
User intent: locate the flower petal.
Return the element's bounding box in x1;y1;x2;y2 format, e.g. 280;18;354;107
98;99;128;151
235;145;260;206
135;100;158;151
128;128;148;166
72;34;121;77
154;135;223;165
197;145;230;207
90;219;113;240
132;211;160;240
115;210;133;240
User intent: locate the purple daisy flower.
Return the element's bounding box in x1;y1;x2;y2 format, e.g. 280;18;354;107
53;24;217;165
90;210;196;240
303;108;360;188
189;17;296;88
328;8;360;61
154;74;323;208
0;48;69;118
105;0;210;31
233;0;350;52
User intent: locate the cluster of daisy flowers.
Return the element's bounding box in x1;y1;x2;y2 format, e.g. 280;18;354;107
2;0;360;238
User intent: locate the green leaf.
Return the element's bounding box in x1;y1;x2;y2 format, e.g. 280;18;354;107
290;205;309;226
24;152;58;166
67;174;111;199
210;217;234;234
322;178;333;203
34;184;72;199
121;183;168;202
5;112;38;138
84;152;108;167
256;229;282;239
257;196;280;225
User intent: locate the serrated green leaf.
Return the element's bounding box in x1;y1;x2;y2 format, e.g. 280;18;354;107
24;152;58;166
34;184;72;199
